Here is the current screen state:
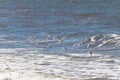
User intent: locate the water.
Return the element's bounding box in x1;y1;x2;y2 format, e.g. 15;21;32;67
0;0;120;80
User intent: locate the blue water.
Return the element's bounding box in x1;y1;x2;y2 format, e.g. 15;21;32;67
0;0;120;55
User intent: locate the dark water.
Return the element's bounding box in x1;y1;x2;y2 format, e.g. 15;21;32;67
0;0;120;55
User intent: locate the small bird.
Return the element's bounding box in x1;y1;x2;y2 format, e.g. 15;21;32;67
62;47;67;51
27;34;36;43
57;35;68;43
88;51;92;56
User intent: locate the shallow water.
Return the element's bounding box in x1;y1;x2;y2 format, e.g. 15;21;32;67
0;49;120;80
0;0;120;80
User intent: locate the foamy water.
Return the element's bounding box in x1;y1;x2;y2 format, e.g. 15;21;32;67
0;48;120;80
0;0;120;80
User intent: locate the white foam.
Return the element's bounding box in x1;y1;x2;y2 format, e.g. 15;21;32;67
0;49;120;80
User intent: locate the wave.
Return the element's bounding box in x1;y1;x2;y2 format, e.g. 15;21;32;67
0;48;120;80
73;34;120;52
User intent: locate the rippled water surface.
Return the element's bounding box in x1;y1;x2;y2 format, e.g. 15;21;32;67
0;0;120;80
0;0;120;55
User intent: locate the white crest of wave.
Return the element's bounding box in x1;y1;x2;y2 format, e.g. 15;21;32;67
0;49;120;80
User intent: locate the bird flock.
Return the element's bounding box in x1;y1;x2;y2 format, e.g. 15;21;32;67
27;33;120;55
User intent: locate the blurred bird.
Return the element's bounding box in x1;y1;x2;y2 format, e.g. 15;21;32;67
27;34;36;43
88;51;92;56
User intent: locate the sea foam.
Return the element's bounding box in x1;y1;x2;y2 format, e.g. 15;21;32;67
0;48;120;80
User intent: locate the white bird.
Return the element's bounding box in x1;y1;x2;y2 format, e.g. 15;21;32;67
88;51;92;56
97;39;116;48
57;35;68;43
27;34;36;43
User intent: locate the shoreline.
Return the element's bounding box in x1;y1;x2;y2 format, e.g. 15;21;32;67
0;51;119;80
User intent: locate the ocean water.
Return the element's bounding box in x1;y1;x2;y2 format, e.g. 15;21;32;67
0;0;120;80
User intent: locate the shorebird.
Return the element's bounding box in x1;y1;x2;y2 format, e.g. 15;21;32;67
27;34;36;43
88;51;92;56
57;35;68;43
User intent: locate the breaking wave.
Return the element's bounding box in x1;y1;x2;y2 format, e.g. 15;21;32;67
0;48;120;80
